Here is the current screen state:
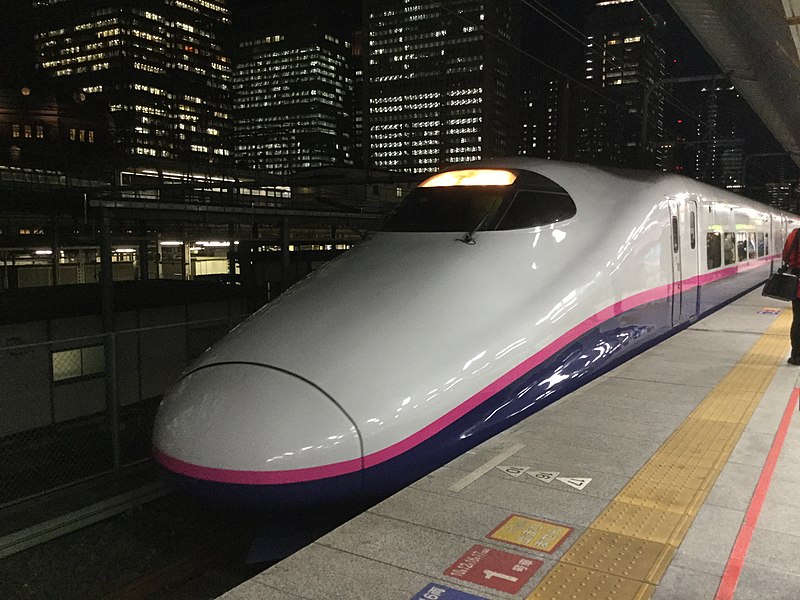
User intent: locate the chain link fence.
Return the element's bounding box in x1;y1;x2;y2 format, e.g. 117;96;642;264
0;315;245;507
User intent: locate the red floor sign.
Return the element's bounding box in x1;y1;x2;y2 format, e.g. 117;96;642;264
444;544;542;594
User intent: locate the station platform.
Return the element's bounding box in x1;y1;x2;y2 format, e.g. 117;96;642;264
219;289;800;600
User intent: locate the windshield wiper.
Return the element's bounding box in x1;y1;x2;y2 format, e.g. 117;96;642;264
458;199;501;245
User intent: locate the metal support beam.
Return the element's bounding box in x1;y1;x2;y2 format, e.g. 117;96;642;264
227;222;236;285
138;221;149;281
99;211;120;472
281;216;290;292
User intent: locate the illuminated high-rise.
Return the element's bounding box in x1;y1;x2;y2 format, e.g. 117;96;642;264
694;85;745;190
233;26;353;175
519;78;566;160
576;0;665;168
364;0;521;174
33;0;232;165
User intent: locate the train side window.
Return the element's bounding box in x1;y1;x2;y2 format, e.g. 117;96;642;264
723;232;736;265
671;217;679;253
765;233;769;255
736;232;748;261
496;189;577;229
706;232;722;269
690;211;696;249
747;233;757;259
757;233;766;257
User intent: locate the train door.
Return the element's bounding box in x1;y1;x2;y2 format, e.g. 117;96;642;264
769;215;779;273
669;197;700;325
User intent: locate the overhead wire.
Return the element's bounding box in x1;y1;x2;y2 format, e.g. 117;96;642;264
521;0;719;139
433;0;780;182
520;0;786;183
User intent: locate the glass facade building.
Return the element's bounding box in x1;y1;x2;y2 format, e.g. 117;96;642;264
233;27;353;175
364;0;521;174
576;0;665;168
33;0;232;165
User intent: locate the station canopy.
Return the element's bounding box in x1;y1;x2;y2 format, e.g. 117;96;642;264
668;0;800;166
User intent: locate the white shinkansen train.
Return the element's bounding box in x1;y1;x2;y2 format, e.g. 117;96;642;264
152;158;799;507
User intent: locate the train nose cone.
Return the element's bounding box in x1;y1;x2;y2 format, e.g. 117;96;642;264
152;363;362;483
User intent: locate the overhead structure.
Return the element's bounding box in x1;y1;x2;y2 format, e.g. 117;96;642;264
668;0;800;166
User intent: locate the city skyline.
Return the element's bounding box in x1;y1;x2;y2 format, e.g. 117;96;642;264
0;0;795;195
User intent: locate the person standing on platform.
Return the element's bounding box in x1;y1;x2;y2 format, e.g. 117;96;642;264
783;227;800;364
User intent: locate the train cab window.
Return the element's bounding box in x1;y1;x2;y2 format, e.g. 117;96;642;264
381;170;576;232
747;233;757;260
723;233;736;265
690;211;696;249
758;233;766;257
496;188;577;230
706;232;722;269
380;187;510;232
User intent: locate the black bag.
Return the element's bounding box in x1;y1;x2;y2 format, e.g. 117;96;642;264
762;267;799;301
763;231;800;301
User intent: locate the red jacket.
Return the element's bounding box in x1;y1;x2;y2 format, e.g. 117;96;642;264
783;228;800;298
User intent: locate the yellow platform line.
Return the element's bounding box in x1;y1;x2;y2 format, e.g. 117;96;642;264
526;309;791;600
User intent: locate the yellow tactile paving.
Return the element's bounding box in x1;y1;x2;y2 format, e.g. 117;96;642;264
526;308;791;600
591;501;688;546
559;529;675;585
526;563;654;600
615;480;706;515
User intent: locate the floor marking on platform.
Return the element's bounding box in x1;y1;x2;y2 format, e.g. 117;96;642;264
411;583;488;600
449;444;525;492
525;308;792;600
714;386;799;600
488;515;573;554
496;465;529;477
444;544;542;594
556;477;592;490
528;470;559;483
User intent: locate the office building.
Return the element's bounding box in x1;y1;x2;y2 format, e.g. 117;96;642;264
0;87;113;171
694;85;745;190
233;27;353;175
519;78;567;160
364;0;521;174
576;0;665;168
33;0;232;165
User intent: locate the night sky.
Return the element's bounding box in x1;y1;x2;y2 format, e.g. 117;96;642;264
0;1;722;90
0;0;785;164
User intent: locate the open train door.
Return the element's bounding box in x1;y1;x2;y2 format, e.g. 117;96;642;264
669;197;700;326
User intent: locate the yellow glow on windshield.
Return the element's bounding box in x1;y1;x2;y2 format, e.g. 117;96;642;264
419;169;517;188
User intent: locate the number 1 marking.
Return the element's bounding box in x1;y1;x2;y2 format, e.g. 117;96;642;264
483;570;518;583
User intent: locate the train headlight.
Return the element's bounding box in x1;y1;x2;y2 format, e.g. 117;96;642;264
420;169;517;188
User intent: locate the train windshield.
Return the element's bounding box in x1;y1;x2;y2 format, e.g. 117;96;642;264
381;187;512;233
381;170;576;232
